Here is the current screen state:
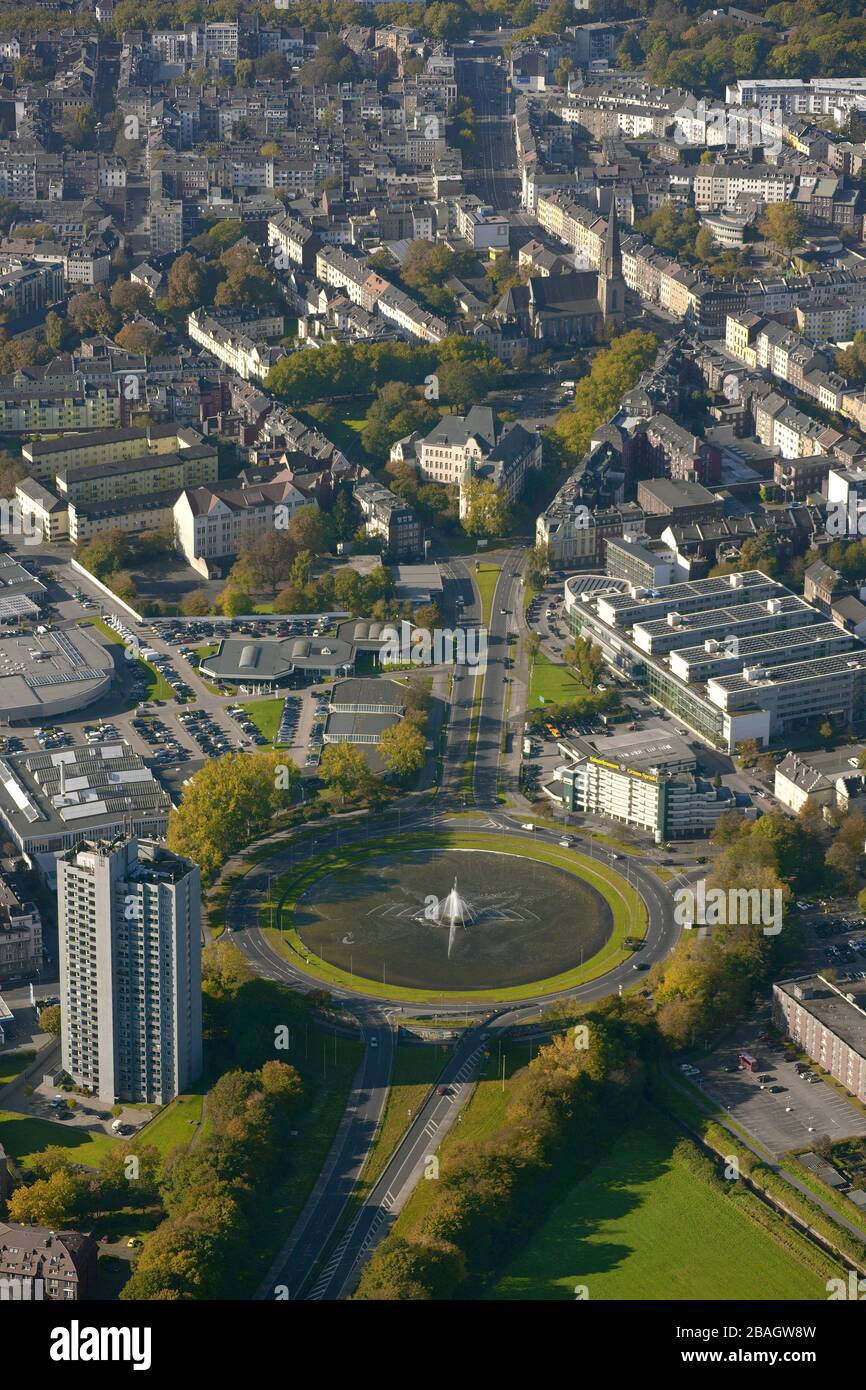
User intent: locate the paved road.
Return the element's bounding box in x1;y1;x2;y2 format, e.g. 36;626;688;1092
458;57;518;212
257;1009;395;1301
227;798;684;1299
473;549;523;805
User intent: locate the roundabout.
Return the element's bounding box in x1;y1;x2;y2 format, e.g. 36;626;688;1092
259;830;649;1004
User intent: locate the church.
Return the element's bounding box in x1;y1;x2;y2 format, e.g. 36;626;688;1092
492;203;626;346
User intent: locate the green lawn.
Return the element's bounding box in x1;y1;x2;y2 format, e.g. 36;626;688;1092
529;650;587;708
474;564;501;628
0;1051;35;1088
490;1107;838;1301
134;1094;204;1156
192;644;218;662
241;698;286;745
86;619;174;702
0;1110;119;1169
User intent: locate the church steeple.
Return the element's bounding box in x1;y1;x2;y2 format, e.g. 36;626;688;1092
597;199;625;335
603;199;622;279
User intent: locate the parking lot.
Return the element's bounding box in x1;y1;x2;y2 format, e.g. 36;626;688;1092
694;1030;866;1156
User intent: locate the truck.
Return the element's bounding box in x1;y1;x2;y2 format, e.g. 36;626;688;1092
738;1051;759;1072
523;737;532;757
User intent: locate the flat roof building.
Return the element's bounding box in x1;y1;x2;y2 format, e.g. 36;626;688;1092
201;634;356;687
0;625;114;722
58;837;202;1105
565;569;866;751
546;727;753;841
0;744;171;879
773;973;866;1104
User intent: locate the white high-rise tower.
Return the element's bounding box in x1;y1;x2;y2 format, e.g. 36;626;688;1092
57;837;202;1104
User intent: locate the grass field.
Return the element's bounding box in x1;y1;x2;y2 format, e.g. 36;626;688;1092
0;1051;35;1089
0;1110;119;1168
490;1107;838;1301
241;698;286;744
134;1094;204;1156
86;619;175;702
474;563;501;628
529;650;588;708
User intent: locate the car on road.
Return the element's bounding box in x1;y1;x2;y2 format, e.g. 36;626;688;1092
559;837;573;847
369;1037;378;1048
437;1085;450;1096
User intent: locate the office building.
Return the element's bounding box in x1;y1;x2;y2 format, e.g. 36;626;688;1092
564;569;866;751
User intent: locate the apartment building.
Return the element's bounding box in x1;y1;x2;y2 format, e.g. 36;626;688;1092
22;424;192;480
353;479;422;559
773;973;866;1104
267;210;321;271
57;838;202;1106
173;475;312;577
0;874;42;982
0;386;120;435
0;258;63;315
187;308;286;381
693;164;796;212
454;196;510;251
0;1225;97;1300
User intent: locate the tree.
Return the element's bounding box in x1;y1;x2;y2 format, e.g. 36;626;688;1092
181;590;211;617
67;291;113;337
378;719;426;781
39;1004;61;1036
287;506;330;555
299;38;359;88
61;105;97;151
361;382;436;458
319;742;380;806
736;738;761;769
167;253;204;310
79;528;131;579
115;322;165;356
760;203;804;258
7;1169;86;1227
110;280;153;316
43;310;65;352
0;451;28;499
167;751;297;879
230;531;297;596
219;587;252;619
437;358;496;410
461;478;511;539
550;331;658;463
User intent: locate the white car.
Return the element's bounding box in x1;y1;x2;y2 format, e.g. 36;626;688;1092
521;823;535;831
559;837;573;848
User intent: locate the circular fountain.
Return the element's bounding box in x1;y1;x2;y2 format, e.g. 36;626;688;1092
292;844;619;993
